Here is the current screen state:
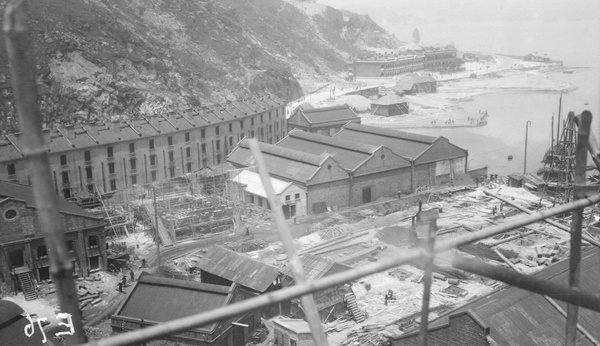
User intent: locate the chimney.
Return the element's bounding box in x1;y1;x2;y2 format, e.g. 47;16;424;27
111;120;121;133
13;132;22;148
42;128;51;145
88;122;99;136
64;125;76;139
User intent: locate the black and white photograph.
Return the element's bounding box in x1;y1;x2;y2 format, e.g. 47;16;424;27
0;0;598;345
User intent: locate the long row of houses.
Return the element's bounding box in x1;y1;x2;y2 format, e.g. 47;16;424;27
349;44;459;79
0;95;287;199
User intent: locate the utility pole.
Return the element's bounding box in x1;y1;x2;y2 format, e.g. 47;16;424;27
524;120;532;174
153;186;161;267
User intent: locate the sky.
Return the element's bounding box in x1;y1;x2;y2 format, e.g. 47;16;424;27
317;0;600;67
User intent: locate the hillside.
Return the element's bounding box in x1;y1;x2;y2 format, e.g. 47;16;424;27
0;0;401;132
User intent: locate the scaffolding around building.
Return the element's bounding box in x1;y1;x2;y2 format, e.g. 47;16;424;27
541;111;577;201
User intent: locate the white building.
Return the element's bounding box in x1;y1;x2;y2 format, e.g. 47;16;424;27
230;170;306;219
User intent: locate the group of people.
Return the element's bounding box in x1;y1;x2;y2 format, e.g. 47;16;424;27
117;268;136;293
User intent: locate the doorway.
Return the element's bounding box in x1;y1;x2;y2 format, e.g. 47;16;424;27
9;248;24;269
362;187;372;204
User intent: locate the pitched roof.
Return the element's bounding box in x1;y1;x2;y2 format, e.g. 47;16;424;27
334;123;436;160
395;74;437;92
277;130;376;171
0;95;286;162
227;140;328;184
371;94;408;106
283;253;353;281
196;246;281;292
0;180;100;219
428;249;600;345
230;170;295;199
299;105;359;125
274;319;312;334
116;274;234;332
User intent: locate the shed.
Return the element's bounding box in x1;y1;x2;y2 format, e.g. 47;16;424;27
371;94;409;116
195;246;281;293
273;319;319;346
394;74;437;95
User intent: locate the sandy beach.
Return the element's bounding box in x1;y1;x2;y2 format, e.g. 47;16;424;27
300;55;573;129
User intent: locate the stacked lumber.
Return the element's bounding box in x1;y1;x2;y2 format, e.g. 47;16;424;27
77;279;105;309
341;325;389;346
324;314;355;333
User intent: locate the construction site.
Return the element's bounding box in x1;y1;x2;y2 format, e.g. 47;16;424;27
18;108;592;345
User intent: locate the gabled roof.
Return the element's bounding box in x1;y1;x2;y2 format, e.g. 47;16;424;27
196;246;281;292
371;94;408;106
230;170;297;199
334;123;436;160
395;74;437;91
283;253;353;281
277;130;377;172
115;273;235;332
227;139;329;185
296;105;359;125
428;249;600;345
0;180;100;219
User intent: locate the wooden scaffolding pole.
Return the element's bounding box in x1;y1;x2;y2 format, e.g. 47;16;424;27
3;0;85;343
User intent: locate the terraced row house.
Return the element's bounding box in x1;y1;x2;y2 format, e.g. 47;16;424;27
0;95;287;198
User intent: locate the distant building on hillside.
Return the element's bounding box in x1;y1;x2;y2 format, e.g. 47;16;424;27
287;104;360;137
349;54;424;79
371;94;409;116
0;180;105;297
423;44;458;71
524;52;550;62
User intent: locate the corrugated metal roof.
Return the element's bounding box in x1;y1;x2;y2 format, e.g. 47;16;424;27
230;170;294;198
0;180;100;219
277;130;375;171
428;249;600;345
371;94;408;106
334;123;435;160
196;246;281;292
116;274;233;332
283;253;352;281
300;105;359;125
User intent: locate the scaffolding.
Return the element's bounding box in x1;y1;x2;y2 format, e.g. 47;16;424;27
541;111;577;201
5;2;600;345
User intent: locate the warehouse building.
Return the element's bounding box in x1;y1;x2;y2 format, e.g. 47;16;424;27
287;104;360;137
334;123;468;190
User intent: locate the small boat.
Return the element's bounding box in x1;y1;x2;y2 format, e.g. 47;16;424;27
508;155;513;160
563;70;574;74
584;101;589;105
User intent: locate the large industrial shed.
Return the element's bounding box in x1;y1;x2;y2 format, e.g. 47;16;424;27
227;139;349;214
334;123;468;190
277;130;413;206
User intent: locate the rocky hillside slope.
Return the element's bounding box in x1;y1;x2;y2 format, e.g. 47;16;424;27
0;0;401;132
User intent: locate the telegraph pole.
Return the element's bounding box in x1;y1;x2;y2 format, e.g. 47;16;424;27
153;186;161;267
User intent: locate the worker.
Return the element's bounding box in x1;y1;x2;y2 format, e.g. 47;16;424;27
117;282;123;293
246;226;250;236
141;259;147;268
130;269;135;283
121;275;127;287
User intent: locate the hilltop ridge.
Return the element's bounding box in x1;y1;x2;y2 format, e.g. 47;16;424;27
0;0;401;132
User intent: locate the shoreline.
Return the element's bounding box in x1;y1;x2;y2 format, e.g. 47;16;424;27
314;58;575;130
